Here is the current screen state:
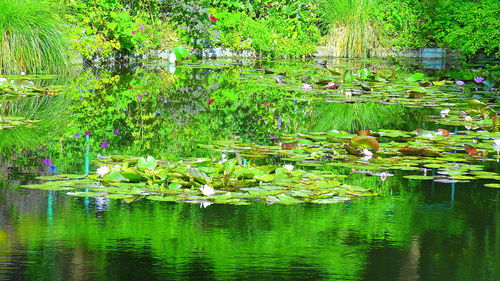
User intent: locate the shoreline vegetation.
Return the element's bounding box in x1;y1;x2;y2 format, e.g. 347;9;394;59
0;0;498;74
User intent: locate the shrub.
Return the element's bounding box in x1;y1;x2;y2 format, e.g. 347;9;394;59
0;0;71;74
63;0;168;60
431;0;500;57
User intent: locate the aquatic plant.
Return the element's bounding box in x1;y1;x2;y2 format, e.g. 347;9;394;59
0;0;71;74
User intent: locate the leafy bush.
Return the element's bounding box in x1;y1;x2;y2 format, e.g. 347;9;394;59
212;3;321;58
374;0;431;50
0;0;71;74
431;0;500;57
63;0;173;60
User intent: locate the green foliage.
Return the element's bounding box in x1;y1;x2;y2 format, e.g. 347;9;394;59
374;0;431;50
212;6;321;57
0;0;71;74
63;0;173;60
431;0;500;57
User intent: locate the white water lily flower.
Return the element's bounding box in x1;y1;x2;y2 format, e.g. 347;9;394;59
464;116;472;122
218;153;227;164
440;109;450;117
345;91;352;98
380;172;388;182
96;166;110;177
494;139;500;147
200;184;215;196
283;164;294;171
0;77;7;84
20;72;25;75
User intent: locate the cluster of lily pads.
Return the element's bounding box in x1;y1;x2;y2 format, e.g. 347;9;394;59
201;128;500;187
0;76;61;98
22;154;378;205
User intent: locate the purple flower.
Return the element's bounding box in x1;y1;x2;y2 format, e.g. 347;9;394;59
85;131;91;136
138;94;143;101
101;140;108;148
474;77;484;83
42;158;52;166
114;129;120;135
139;24;145;31
74;133;81;138
270;136;277;139
455;80;465;86
301;84;312;91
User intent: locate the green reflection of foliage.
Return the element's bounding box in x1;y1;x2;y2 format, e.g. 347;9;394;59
0;95;72;153
309;102;434;133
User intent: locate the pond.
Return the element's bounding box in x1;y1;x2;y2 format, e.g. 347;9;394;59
0;58;499;280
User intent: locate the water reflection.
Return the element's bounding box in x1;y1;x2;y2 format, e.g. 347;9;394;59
1;59;499;280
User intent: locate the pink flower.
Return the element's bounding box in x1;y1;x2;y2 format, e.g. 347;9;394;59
85;131;91;136
455;80;465;86
137;94;143;101
474;77;484;83
131;30;136;35
301;84;312;91
114;129;120;135
270;136;277;139
263;102;270;107
210;16;217;22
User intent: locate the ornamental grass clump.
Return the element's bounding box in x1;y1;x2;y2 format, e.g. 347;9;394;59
319;0;394;58
0;0;71;74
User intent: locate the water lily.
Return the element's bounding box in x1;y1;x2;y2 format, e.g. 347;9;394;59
474;77;484;83
101;140;108;148
74;133;81;138
114;129;120;135
139;24;145;31
137;94;143;101
380;172;388;181
301;84;312;91
131;30;136;35
494;139;500;152
210;16;217;22
200;184;215;196
455;80;464;86
96;166;110;177
440;109;450;117
85;131;91;136
270;136;277;139
0;77;7;84
464;116;473;122
283;164;294;171
42;158;52;166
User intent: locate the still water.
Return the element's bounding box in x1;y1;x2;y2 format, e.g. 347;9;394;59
0;58;499;280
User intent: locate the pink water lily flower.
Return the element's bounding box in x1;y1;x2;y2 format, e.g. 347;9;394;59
301;84;312;91
455;80;464;86
474;77;484;83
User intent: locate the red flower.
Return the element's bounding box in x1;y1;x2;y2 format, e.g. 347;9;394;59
208;99;215;105
128;86;134;89
210;16;217;22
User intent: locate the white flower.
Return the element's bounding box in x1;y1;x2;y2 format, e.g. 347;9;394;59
218;153;227;164
96;166;110;177
494;139;500;147
0;77;7;83
380;172;388;182
283;164;294;171
200;184;215;196
345;91;352;98
464;116;472;122
440;109;450;117
20;72;26;75
361;149;373;160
